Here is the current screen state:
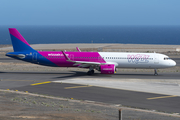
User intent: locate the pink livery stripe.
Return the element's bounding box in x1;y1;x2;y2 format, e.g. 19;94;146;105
9;28;30;46
38;51;106;67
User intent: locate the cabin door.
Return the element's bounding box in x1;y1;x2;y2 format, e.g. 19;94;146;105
70;54;74;61
154;53;159;64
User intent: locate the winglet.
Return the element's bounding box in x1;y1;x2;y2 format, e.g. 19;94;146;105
76;47;81;52
62;51;71;61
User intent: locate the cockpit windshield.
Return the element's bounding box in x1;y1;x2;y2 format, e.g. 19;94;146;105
164;57;171;60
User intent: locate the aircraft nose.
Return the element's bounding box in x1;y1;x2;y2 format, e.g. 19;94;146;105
171;60;176;67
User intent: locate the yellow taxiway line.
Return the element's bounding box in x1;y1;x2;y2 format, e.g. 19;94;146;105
65;85;92;89
147;95;178;100
31;81;51;86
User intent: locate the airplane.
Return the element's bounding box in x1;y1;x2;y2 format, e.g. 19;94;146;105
6;28;176;75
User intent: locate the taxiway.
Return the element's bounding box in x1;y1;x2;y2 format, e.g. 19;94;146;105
0;70;180;113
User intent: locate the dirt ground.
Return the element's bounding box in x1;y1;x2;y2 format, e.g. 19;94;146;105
0;90;180;120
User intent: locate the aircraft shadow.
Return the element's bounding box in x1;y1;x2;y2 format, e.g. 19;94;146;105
0;71;72;75
52;71;115;80
114;73;155;76
1;71;178;80
0;71;156;77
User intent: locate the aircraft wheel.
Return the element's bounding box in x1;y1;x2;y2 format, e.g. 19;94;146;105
154;69;158;76
87;70;94;75
91;70;94;74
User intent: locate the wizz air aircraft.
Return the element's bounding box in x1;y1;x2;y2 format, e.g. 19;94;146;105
6;28;176;75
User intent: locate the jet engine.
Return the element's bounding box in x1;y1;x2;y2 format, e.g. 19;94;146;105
99;64;115;74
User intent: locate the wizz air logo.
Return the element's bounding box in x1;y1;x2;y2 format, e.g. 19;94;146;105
48;53;69;56
127;54;150;64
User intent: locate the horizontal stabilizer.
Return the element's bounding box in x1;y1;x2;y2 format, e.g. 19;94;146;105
6;53;25;59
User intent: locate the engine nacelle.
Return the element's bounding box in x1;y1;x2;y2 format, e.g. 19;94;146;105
100;64;115;74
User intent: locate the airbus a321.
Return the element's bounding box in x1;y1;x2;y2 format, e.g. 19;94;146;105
6;28;176;75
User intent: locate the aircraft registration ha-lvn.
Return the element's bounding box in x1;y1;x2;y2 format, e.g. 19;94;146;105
6;28;176;75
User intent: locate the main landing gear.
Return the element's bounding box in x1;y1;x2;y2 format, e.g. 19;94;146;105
87;70;94;75
154;69;158;76
87;67;94;75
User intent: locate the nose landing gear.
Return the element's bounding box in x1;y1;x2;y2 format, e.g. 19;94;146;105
154;69;158;76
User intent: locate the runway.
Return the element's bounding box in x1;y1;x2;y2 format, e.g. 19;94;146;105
0;70;180;113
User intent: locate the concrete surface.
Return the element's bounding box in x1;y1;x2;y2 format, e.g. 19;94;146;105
54;77;180;96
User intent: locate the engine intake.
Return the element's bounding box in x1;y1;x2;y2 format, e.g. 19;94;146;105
100;64;115;74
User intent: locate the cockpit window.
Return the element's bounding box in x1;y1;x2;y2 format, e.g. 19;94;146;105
164;57;171;60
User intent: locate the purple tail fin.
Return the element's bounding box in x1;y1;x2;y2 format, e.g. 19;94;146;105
9;28;35;52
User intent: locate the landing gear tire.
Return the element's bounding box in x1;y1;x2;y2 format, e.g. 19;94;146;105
154;69;158;76
91;70;94;74
87;70;94;75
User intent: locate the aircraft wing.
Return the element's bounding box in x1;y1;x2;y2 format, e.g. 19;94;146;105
62;51;106;68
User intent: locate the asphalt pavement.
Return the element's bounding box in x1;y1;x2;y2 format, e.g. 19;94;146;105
0;70;180;114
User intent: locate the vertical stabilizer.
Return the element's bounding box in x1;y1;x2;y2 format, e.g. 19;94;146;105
9;28;35;52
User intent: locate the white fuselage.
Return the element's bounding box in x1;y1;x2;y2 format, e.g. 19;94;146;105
99;52;176;69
